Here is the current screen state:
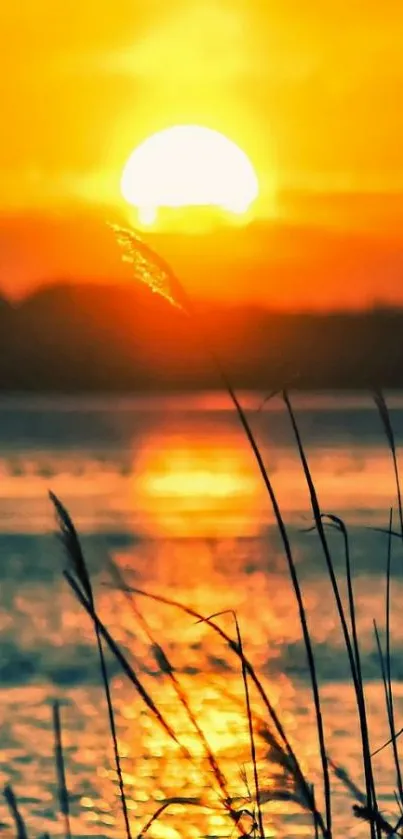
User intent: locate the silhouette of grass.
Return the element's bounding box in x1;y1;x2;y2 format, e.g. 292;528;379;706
4;225;403;839
50;493;401;839
194;607;265;837
104;557;237;819
51;432;403;839
4;785;28;839
52;701;71;839
112;226;337;833
7;390;403;839
110;228;403;838
43;227;403;838
49;491;132;839
283;392;378;839
374;392;403;540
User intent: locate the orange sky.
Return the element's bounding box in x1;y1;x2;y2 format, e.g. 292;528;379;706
1;1;403;308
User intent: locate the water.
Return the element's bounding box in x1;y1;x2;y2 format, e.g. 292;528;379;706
1;392;403;838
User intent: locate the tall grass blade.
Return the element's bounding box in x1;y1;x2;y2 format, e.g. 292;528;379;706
52;701;71;839
374;510;403;806
49;491;92;604
283;390;378;838
374;619;391;716
374;392;403;541
220;385;331;837
230;614;264;837
369;519;403;759
64;570;188;756
104;558;233;810
322;515;361;675
112;227;330;836
91;635;132;839
50;493;132;839
115;583;327;837
4;785;28;839
322;511;379;816
198;608;264;838
329;758;365;805
384;511;403;803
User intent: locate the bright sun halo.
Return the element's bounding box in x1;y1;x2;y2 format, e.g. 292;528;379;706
121;125;259;225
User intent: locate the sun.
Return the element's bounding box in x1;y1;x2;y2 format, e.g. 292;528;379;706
120;125;259;226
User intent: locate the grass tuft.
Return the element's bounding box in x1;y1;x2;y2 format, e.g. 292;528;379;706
50;492;132;839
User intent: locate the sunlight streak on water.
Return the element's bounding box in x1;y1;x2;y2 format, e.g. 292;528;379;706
1;393;403;836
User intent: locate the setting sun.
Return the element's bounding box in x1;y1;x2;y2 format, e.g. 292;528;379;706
120;125;259;226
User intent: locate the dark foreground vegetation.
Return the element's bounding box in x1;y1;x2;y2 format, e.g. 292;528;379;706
3;238;403;837
3;390;403;839
0;284;402;391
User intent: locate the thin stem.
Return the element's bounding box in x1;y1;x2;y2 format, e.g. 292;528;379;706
121;584;327;839
105;558;234;813
64;570;187;754
374;393;403;541
52;701;72;839
283;391;377;839
208;372;331;837
384;511;403;802
235;615;265;839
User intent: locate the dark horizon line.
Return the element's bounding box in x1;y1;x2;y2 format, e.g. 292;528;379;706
1;277;403;316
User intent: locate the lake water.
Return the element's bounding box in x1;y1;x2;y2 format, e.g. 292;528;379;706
1;392;403;839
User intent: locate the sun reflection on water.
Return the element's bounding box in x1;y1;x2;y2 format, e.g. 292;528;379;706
131;432;266;538
1;396;403;836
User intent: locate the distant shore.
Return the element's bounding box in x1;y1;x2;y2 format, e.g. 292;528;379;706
0;281;402;390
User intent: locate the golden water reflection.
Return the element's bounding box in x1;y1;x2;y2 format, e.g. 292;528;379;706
2;546;400;839
131;431;267;538
1;396;403;837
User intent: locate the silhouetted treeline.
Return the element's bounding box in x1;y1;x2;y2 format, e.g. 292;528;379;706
0;283;402;391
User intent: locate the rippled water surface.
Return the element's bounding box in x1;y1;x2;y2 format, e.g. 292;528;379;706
1;392;403;838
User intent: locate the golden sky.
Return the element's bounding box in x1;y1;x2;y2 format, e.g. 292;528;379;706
1;1;403;306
